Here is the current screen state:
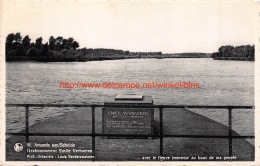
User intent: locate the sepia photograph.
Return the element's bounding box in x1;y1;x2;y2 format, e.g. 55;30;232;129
1;0;258;164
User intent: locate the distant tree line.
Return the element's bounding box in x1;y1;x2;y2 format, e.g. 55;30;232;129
212;45;254;61
162;53;211;58
6;32;162;62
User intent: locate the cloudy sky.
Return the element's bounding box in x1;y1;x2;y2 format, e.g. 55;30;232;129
3;1;258;53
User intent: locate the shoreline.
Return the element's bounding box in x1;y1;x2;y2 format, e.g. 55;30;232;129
6;56;212;63
213;57;254;61
6;57;255;63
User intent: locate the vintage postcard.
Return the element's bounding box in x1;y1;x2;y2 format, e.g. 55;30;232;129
0;0;259;165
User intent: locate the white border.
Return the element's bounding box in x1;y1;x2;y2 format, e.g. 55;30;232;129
0;0;259;166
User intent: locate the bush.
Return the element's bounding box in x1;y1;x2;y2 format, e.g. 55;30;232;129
26;48;38;57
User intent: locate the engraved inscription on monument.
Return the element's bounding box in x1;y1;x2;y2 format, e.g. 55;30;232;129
102;108;153;134
102;94;154;135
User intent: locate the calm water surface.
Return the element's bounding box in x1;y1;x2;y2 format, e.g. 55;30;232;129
6;58;254;140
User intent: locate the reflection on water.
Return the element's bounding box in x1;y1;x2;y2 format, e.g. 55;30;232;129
6;58;254;140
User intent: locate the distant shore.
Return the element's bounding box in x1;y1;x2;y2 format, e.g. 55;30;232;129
212;45;254;61
6;53;212;62
5;33;254;62
213;57;254;61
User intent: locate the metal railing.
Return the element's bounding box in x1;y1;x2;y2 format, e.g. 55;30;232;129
6;104;255;161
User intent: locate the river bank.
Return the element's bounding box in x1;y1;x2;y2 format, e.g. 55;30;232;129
213;57;254;61
6;53;211;62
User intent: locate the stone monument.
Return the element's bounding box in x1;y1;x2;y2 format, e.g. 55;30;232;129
102;94;154;136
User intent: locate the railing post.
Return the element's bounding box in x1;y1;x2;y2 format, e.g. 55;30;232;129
25;105;29;161
228;107;232;157
91;106;96;161
159;107;163;157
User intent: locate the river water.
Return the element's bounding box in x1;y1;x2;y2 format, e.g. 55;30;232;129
6;58;254;142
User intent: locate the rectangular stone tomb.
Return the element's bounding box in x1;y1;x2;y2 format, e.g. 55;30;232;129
115;94;143;100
